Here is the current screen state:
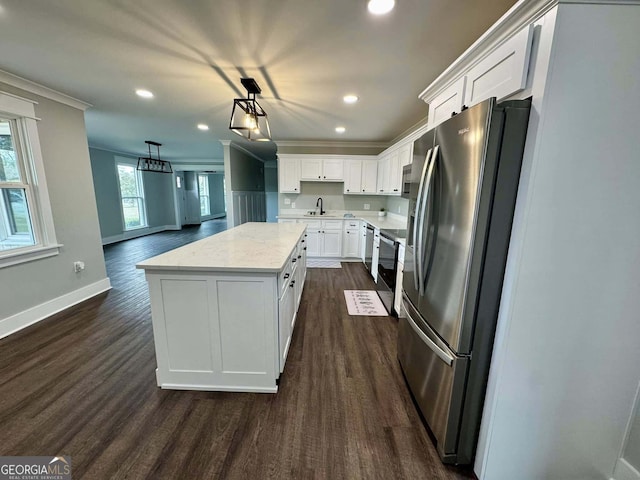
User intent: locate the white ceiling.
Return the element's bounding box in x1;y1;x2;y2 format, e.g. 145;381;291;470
0;0;517;161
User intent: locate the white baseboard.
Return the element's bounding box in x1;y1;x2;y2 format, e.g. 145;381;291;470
102;225;178;245
0;277;112;339
613;458;640;480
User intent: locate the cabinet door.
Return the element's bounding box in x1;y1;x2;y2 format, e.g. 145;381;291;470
322;159;344;180
377;156;390;194
300;158;322;180
343;229;360;257
322;230;342;257
398;144;412;168
464;24;533;107
278;158;300;193
278;284;293;373
306;230;321;257
361;161;378;194
394;261;404;315
388;152;401;195
428;76;466;128
344;159;362;194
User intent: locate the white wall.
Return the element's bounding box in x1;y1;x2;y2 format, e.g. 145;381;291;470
477;4;640;479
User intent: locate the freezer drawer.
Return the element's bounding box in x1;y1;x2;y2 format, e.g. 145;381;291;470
398;296;468;461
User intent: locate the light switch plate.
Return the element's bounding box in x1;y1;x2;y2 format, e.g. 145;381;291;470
284;198;291;205
364;204;370;210
291;202;296;208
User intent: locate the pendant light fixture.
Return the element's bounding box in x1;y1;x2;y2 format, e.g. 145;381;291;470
229;78;272;142
137;140;173;173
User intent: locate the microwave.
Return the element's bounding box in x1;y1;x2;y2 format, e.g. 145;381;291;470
401;164;412;198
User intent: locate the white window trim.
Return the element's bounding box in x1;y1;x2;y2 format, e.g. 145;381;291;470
115;157;148;231
0;91;61;269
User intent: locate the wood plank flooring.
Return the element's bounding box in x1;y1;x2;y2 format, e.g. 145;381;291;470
0;219;475;479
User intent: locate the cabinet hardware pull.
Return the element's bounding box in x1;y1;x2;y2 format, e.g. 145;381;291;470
297;255;301;259
292;258;297;263
304;247;307;250
290;282;295;287
318;176;321;178
284;273;290;279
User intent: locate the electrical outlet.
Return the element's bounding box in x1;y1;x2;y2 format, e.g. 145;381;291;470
74;261;85;273
284;198;291;205
364;204;370;210
291;202;296;209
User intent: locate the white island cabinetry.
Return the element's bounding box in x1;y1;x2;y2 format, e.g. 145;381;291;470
137;222;306;393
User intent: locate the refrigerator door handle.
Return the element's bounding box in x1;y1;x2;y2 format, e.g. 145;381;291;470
414;148;433;291
421;144;439;292
404;302;454;366
417;146;437;294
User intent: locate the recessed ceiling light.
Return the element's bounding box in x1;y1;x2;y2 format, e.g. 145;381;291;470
335;126;346;134
343;94;359;104
367;0;395;15
197;124;209;131
135;89;154;99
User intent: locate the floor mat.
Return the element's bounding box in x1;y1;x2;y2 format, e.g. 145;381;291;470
307;259;342;268
344;290;388;316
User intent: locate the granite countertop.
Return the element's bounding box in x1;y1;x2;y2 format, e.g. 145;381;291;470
136;222;306;273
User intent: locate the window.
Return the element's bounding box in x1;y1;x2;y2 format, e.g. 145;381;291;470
117;163;147;230
198;174;210;216
0;92;59;268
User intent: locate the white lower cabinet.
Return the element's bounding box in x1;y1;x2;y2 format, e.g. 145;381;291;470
342;220;361;258
300;219;342;257
372;228;380;282
278;273;294;373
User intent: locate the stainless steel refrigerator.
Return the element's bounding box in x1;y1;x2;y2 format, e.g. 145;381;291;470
399;97;531;465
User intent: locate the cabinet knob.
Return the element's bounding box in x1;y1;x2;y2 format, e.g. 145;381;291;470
284;273;290;279
347;189;350;192
292;258;297;263
304;247;307;250
323;176;326;179
298;255;302;259
294;188;297;191
379;189;383;192
290;282;295;288
393;189;398;192
318;176;321;179
362;189;365;192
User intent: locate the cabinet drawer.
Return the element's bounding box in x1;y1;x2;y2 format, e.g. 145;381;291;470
299;219;321;229
322;220;343;229
344;220;360;229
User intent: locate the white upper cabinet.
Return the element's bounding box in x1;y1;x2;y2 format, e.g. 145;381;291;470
463;24;534;107
376;155;391;194
426;77;466;128
300;157;344;181
343;159;362;194
362;161;378;194
322;159;344;180
344;158;378;194
420;22;535;129
278;157;300;193
299;158;322;180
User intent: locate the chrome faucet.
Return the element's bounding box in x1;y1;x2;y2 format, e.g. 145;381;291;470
316;197;325;216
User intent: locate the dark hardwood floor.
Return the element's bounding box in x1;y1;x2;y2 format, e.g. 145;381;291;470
0;219;474;479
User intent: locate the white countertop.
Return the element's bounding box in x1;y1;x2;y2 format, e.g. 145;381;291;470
136;222;306;273
277;212;408;233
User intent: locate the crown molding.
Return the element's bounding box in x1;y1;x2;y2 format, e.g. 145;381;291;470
275;140;389;149
0;69;92;111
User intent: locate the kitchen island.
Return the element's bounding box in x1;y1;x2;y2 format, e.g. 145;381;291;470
136;222;307;393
